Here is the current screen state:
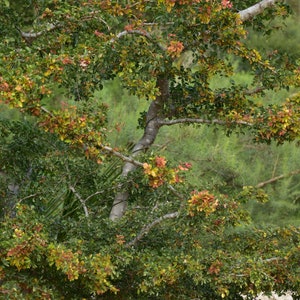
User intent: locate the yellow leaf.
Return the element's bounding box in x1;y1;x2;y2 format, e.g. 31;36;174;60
15;85;22;92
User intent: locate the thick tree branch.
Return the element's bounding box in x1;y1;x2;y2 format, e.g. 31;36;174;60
256;169;300;188
109;77;169;221
158;118;252;127
109;109;162;221
238;0;281;22
126;211;179;247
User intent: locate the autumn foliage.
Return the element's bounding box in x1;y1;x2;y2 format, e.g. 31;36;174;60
0;0;300;299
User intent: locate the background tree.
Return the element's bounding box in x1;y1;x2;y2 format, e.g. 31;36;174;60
0;0;300;299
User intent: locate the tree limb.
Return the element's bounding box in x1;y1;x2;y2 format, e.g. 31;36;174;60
158;118;252;127
126;211;179;247
19;23;59;39
238;0;281;22
256;169;300;188
69;185;89;217
18;1;281;42
109;77;168;221
19;11;109;40
101;145;144;167
84;190;107;203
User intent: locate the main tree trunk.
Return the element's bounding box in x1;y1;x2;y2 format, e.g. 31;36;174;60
109;77;169;220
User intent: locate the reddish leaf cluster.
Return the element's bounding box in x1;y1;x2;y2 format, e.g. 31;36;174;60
188;190;219;216
143;156;191;188
167;41;184;58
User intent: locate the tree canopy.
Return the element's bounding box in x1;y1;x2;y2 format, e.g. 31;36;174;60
0;0;300;299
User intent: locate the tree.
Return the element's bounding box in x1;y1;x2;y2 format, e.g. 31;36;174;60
0;0;300;299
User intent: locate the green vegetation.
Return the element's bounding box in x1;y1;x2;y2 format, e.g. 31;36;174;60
102;72;300;227
0;0;300;299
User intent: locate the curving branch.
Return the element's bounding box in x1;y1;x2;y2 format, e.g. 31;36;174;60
158;118;253;127
238;0;281;22
126;211;179;247
124;182;185;248
19;23;59;40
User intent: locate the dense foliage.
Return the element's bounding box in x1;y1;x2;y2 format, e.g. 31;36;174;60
0;0;300;299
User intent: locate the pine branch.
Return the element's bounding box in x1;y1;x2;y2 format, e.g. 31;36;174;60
256;169;300;188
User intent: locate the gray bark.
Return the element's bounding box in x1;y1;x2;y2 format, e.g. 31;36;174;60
238;0;280;22
109;77;169;221
109;0;283;220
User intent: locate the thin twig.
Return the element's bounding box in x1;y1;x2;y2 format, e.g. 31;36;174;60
167;184;188;211
84;190;106;203
101;145;144;167
40;106;54;117
17;194;38;203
